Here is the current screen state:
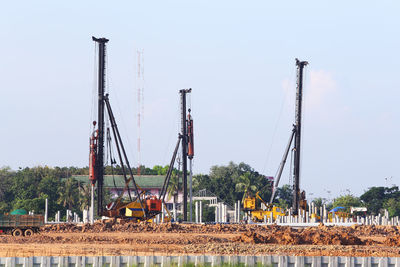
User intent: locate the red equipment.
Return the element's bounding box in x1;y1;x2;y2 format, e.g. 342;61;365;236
89;128;98;186
145;196;162;212
187;113;194;159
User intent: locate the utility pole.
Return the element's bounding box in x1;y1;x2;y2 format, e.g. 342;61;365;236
180;88;191;221
92;36;109;216
292;58;308;214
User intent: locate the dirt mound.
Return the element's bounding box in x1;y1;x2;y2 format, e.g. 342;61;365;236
232;232;269;243
384;235;400;246
232;227;364;246
39;223;396;247
4;224;400;257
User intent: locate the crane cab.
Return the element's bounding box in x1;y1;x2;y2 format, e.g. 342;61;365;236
243;197;256;211
145;196;162;213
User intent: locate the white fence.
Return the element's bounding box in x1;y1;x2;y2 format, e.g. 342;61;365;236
1;255;400;267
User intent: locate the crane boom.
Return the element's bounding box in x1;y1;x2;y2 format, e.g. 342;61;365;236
92;36;109;216
268;59;308;213
292;59;308;214
269;129;295;204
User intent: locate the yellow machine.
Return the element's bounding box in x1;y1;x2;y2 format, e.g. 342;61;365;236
124;201;146;218
243;192;286;222
327;209;350;222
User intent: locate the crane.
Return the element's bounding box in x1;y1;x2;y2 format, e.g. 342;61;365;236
269;59;308;214
89;37;194;221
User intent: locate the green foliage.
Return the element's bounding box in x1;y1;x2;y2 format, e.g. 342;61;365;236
57;177;79;210
360;186;400;215
332;194;363;209
13;194;48;213
167;170;180;204
152;165;170;175
193;162;272;206
312;197;327;209
275;198;289;210
273;184;292;208
0;164;177;219
3;163;400;221
0;166;89;217
235;172;258;202
383;198;400;217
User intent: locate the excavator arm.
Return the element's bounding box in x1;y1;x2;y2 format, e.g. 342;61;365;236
256;192;272;210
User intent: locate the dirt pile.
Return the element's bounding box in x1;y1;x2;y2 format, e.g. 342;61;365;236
232;225;364;246
39;222;396;246
40;221;295;234
384;235;400;246
2;224;400;257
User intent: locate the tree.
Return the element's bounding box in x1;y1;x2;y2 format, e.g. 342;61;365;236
192;162;272;207
78;182;91;211
235;172;257;202
0;167;14;212
360;186;400;215
274;184;293;208
275;198;289;210
57;178;79;210
312;197;328;209
167;170;180;205
13;194;48;213
383;198;400;217
332;194;363;209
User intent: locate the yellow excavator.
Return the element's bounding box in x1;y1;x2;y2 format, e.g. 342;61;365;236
243;192;286;222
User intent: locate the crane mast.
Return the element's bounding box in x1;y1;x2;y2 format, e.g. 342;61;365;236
89;37;192;221
92;36;108;216
292;59;308;214
180;88;191;221
268;59;308;215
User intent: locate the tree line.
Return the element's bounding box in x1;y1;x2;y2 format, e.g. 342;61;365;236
0;162;399;219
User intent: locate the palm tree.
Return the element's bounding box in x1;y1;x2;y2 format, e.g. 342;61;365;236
167;170;179;206
57;178;78;210
235;172;257;203
78;182;91;211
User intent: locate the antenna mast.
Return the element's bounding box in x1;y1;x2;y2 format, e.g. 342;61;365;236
136;49;144;175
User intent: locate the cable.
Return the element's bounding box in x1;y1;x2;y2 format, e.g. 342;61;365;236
106;127;118;191
289;148;294;186
262;66;295;175
300;67;309;183
162;98;181;165
89;43;98;137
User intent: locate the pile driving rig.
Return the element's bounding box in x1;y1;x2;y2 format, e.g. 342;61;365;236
89;37;194;221
244;59;308;220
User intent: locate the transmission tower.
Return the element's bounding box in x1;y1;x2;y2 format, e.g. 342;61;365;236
136;49;145;175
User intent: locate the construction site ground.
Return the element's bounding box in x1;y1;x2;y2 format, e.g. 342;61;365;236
1;221;400;257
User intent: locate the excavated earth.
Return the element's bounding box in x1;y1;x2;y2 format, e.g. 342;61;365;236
1;220;400;257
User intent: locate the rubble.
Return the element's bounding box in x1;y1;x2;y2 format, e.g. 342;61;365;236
2;223;400;257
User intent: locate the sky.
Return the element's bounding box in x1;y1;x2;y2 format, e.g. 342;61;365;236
0;1;399;200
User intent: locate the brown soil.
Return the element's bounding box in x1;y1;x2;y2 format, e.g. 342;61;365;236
1;222;400;257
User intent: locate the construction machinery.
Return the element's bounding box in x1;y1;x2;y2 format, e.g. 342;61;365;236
0;213;44;236
243;192;285;222
243;59;309;222
269;58;308;214
90;37;193;221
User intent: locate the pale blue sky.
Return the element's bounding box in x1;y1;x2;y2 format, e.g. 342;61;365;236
0;1;399;199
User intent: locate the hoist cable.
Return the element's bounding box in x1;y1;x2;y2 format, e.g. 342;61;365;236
262;66;295;175
89;43;98;136
299;67;309;181
106;127;118;190
289;149;294;186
